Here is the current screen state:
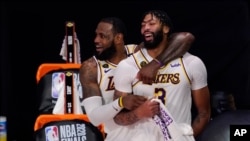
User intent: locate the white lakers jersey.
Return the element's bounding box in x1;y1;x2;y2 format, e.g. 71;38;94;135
94;44;138;104
93;44;138;134
113;47;208;141
131;48;192;124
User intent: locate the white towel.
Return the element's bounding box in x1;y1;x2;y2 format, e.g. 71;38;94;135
59;32;81;64
152;99;194;141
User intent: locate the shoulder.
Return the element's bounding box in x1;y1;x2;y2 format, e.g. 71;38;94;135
117;55;134;68
125;44;139;55
182;52;207;77
81;56;97;67
182;52;205;65
80;56;98;73
79;56;99;84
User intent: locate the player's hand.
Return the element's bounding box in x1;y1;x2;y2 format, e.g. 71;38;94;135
136;60;160;85
134;99;160;118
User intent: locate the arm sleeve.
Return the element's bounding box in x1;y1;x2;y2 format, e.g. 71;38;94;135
82;96;122;126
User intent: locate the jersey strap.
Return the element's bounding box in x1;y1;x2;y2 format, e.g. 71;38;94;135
132;49;149;69
125;44;138;56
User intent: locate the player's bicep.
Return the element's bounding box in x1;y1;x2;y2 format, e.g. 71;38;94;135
79;59;101;99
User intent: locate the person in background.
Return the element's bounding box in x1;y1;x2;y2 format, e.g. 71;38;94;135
112;10;211;141
80;16;195;140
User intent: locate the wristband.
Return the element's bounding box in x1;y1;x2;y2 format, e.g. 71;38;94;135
118;96;124;108
153;58;163;67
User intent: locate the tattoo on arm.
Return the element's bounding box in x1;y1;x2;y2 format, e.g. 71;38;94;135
79;58;101;99
192;111;210;137
114;109;140;125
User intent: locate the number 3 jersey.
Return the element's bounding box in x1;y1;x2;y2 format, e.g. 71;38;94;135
114;47;208;128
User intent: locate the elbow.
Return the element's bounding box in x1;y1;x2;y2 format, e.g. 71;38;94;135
178;32;195;44
185;32;195;44
170;32;195;47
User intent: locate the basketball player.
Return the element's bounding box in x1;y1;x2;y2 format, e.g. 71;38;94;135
112;10;211;141
80;17;195;140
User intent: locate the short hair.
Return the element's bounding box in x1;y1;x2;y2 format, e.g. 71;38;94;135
141;10;174;35
100;17;127;42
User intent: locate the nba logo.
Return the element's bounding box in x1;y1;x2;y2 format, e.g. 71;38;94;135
45;126;59;141
52;72;65;98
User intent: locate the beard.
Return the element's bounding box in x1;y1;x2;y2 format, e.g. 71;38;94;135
142;28;164;50
94;42;116;60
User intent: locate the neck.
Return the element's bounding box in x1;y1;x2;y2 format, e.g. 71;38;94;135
108;45;127;64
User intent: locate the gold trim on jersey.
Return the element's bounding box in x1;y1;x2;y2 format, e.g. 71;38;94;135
96;59;103;86
180;57;191;84
131;49;192;87
131;49;150;87
95;44;138;86
132;49;150;69
98;60;116;87
125;44;138;56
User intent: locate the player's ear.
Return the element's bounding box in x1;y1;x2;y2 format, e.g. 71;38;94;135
115;33;123;43
163;26;169;34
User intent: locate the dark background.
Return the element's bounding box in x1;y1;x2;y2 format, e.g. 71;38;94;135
1;0;250;140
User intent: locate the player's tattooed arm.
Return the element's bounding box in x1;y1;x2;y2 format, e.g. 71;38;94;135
114;90;158;125
114;109;140;125
79;57;102;99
